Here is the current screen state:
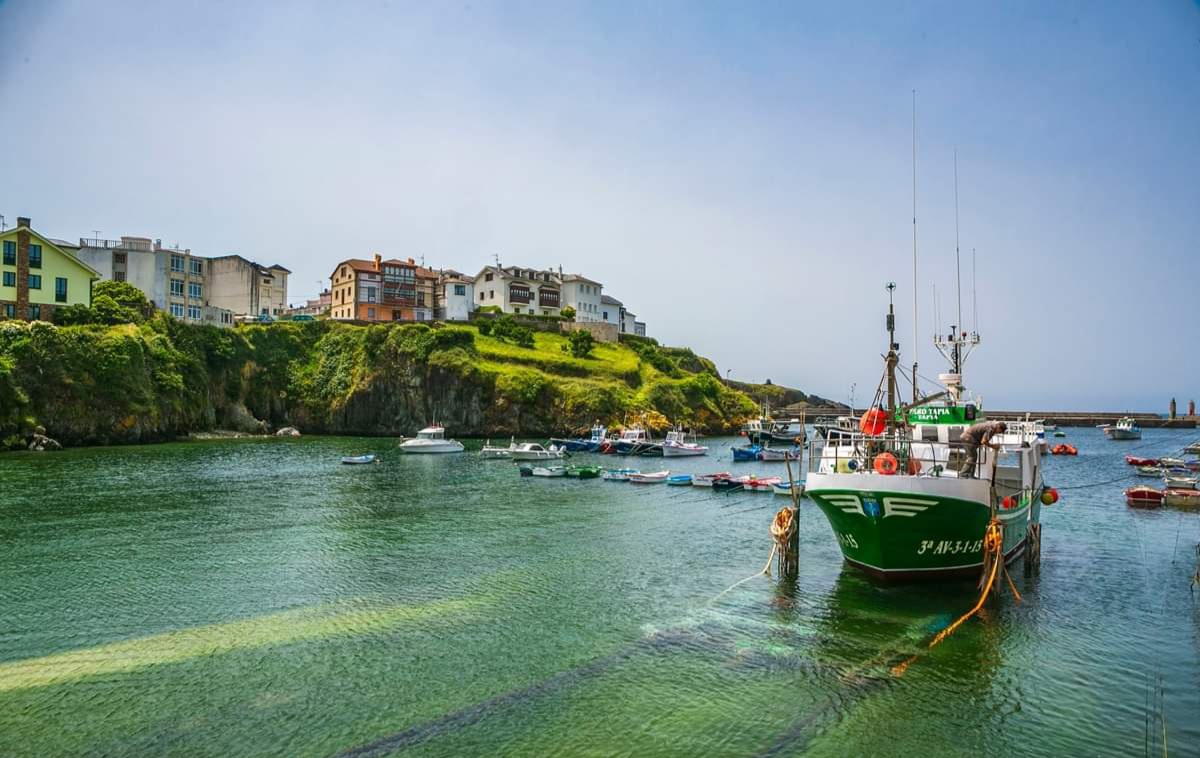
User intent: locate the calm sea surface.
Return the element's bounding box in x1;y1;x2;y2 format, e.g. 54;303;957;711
1;429;1198;757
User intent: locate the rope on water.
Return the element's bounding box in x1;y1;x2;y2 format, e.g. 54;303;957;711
707;507;795;605
1055;472;1135;490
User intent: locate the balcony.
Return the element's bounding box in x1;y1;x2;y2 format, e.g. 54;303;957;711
509;289;531;304
538;290;560;307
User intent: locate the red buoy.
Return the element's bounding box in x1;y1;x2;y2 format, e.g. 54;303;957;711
859;407;887;436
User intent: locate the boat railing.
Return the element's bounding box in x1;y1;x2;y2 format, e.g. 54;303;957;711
807;432;1026;480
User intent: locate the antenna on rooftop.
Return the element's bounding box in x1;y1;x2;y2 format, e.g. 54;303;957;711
0;215;6;231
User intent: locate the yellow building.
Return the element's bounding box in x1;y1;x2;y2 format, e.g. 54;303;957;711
0;217;99;321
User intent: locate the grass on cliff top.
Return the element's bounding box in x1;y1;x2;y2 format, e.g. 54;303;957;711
472;329;646;385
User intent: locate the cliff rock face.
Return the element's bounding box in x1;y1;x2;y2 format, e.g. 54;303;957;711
0;318;772;448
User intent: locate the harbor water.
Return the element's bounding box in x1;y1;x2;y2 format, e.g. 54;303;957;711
1;429;1198;757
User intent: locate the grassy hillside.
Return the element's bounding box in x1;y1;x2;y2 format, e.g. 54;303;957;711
0;318;778;448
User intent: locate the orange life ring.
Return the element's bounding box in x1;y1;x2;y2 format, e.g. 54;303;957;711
874;452;899;476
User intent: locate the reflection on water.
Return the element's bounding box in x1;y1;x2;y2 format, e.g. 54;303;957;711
0;430;1197;757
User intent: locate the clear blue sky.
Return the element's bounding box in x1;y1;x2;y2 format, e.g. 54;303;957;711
2;1;1197;411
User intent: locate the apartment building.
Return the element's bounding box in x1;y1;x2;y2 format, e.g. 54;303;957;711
329;254;438;322
472;265;562;317
0;217;98;322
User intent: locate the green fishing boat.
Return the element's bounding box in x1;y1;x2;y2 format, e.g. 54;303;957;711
805;286;1045;583
565;465;602;479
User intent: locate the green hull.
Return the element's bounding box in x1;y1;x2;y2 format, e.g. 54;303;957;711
808;482;1037;582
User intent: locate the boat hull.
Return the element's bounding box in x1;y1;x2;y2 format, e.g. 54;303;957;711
1104;429;1141;441
398;441;464;454
662;445;707;457
806;473;1036;583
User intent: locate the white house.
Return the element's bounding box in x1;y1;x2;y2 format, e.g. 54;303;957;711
438;270;475;321
600;294;623;326
559;273;603;321
473;265;562;317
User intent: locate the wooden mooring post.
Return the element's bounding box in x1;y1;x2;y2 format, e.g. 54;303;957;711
778;449;802;578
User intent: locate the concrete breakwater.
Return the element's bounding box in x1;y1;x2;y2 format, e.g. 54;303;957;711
787;406;1197;429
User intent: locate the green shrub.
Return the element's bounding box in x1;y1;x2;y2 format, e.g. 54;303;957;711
489;315;534;348
560;305;576;321
564;329;595;358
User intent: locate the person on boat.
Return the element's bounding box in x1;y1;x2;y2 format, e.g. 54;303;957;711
957;420;1007;478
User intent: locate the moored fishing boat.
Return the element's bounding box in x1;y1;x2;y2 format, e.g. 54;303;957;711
565;464;602;479
1185;441;1200;455
805;287;1044;583
712;474;751;492
1163;470;1198;490
613;427;662;456
1102;417;1141;441
1126;455;1160;467
691;472;732;487
661;428;708;457
1125;486;1163;508
530;465;567;478
1136;465;1163;478
341;454;378;465
757;445;801;462
744;476;781;493
732;445;761;462
480;438;515;459
628;470;669;483
550;423;608;453
772;480;805;496
398;426;465;454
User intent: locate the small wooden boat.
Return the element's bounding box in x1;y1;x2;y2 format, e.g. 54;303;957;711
772;480;805;496
1125;455;1160;467
565;465;602;479
692;472;732;487
628;470;670;483
744;476;782;493
667;474;693;486
1163;470;1198;490
1053;431;1067;438
1136;465;1163;478
601;468;638;481
1164;489;1200;509
712;475;752;492
1184;441;1200;455
1051;444;1078;456
1125;486;1164;508
341;454;378;465
531;466;567;477
757;446;801;462
1159;457;1186;468
732;445;762;462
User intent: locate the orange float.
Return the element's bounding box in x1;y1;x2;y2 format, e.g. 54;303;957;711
874;452;899;475
859;407;887;436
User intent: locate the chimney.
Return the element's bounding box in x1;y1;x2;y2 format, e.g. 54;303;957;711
16;216;30;228
407;257;415;265
373;253;382;271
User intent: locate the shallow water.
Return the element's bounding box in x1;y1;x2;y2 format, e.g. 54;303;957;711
1;428;1198;757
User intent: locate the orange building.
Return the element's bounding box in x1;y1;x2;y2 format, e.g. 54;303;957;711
329;254;438;322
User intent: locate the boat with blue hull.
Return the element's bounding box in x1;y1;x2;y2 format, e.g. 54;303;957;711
550;424;609;452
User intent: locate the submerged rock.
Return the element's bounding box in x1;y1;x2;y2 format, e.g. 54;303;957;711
276;426;301;437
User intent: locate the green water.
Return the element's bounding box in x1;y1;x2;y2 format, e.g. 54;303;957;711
1;431;1198;757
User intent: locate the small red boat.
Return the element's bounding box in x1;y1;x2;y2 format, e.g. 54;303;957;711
1125;486;1164;508
1052;444;1078;456
1125;455;1160;467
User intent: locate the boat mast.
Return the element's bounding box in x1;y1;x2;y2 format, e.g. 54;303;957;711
886;282;899;431
911;90;919;405
954;148;963;339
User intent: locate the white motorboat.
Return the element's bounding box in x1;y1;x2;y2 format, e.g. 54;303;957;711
661;428;708;457
398;426;465;454
509;442;565;461
627;470;669;483
531;465;567;477
1102;417;1142;441
601;468;638;481
480;438;515;459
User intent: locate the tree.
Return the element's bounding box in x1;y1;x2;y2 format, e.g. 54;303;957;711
93;281;153;321
565;328;595;358
560;305;576;321
51;304;94;326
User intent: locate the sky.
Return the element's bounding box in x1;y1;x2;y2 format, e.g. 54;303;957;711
1;0;1197;411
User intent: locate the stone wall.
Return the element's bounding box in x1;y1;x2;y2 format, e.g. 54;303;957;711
560;320;618;344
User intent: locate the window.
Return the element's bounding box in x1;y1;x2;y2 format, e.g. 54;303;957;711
187;305;201;320
454;284;466;296
3;241;15;265
262;278;271;285
28;304;40;320
479;292;485;302
484;272;493;282
55;277;67;303
190;259;203;275
28;274;41;289
367;307;376;319
392;310;402;321
171;278;184;296
114;252;127;264
28;245;41;269
115;271;126;282
170;303;184;317
417;292;425;306
603;311;608;320
489;290;494;299
171;254;184;272
2;271;14;287
3;303;13;319
514;307;521;314
188;282;202;299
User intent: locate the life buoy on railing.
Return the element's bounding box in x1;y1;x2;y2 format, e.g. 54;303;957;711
874;452;899;476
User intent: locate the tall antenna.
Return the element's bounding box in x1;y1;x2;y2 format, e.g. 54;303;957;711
911;89;919;402
972;247;978;334
954;149;962;334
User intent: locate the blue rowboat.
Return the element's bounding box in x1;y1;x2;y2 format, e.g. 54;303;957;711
732;445;761;462
667;474;693;486
341;454;377;465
